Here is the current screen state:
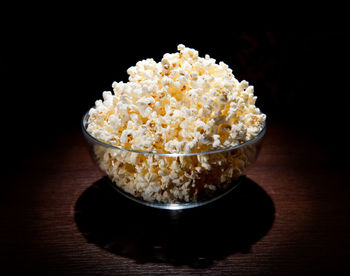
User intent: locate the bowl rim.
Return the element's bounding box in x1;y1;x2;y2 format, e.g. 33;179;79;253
81;111;266;157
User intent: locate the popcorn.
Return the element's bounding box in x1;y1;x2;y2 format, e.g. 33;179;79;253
86;44;266;203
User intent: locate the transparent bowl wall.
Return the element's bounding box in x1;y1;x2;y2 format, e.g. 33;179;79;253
82;112;266;209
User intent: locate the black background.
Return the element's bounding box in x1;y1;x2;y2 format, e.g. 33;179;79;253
2;26;350;165
2;14;350;274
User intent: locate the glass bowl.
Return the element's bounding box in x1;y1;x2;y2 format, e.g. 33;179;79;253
82;112;266;210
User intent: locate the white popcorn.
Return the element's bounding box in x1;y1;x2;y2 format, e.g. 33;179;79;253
87;44;266;203
177;44;185;51
213;134;221;148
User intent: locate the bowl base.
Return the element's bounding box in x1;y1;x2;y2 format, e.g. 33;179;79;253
105;176;244;210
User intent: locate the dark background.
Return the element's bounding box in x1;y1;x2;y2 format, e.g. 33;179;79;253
3;29;350;164
2;26;350;274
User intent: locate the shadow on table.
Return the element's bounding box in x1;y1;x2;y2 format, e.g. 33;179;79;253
74;176;275;268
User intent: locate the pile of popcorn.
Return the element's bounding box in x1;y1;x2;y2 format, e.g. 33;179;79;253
86;44;266;203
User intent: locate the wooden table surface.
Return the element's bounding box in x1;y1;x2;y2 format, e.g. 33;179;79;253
1;122;350;275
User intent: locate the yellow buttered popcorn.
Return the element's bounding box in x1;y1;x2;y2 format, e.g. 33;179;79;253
86;44;266;203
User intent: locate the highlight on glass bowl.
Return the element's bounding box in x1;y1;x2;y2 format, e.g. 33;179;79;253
82;44;266;209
